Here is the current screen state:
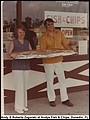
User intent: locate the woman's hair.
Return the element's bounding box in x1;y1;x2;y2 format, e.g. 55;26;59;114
14;24;27;39
44;18;54;25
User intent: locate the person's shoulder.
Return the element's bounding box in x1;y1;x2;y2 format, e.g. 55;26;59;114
54;29;61;33
9;39;17;46
55;29;63;36
12;38;17;43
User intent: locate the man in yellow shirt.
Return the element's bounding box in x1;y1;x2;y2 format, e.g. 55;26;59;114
40;18;74;107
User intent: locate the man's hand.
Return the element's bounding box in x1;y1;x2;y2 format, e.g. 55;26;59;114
70;45;77;52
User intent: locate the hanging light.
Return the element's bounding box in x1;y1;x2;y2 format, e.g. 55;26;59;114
56;1;79;7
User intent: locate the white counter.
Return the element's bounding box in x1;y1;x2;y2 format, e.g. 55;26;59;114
78;40;88;55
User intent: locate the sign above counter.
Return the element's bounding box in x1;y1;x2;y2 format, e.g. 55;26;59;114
45;11;87;28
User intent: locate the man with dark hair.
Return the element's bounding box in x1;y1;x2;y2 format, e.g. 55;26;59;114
40;18;74;107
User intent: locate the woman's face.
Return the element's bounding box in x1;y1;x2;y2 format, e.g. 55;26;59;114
17;28;25;40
